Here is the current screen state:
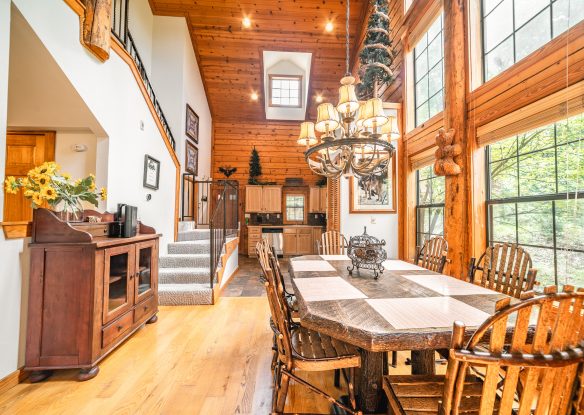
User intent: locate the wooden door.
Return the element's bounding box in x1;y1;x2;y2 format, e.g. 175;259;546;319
319;187;328;213
3;131;56;222
263;186;282;213
297;230;312;255
103;244;135;324
283;228;297;255
309;187;320;213
245;186;263;213
134;239;157;304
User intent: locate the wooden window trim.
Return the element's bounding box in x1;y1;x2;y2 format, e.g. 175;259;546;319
282;189;308;224
268;74;303;108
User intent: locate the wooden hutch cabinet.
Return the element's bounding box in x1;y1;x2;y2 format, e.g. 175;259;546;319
25;209;160;382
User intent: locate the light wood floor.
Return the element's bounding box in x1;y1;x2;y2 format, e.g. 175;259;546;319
3;297;406;414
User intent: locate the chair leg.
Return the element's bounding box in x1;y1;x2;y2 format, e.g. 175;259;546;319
334;368;341;388
391;351;397;368
275;371;290;413
348;367;357;411
272;361;282;414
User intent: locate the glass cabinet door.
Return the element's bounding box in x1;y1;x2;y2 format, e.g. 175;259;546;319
135;240;157;303
103;245;135;324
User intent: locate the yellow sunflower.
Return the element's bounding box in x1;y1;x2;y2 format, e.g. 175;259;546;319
62;172;71;181
4;176;19;194
35;174;51;187
31;192;44;207
24;189;35;198
100;187;107;201
40;186;58;201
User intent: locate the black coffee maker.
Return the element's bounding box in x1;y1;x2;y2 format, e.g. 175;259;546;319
110;203;138;237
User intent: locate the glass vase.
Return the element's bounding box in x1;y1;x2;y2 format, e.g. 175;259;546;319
53;199;84;223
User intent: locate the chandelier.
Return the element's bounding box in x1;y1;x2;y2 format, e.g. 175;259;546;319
297;0;398;179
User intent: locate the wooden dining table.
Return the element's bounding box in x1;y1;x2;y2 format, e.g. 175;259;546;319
289;255;512;414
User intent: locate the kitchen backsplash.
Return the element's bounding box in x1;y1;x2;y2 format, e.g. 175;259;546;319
249;213;283;226
307;213;326;227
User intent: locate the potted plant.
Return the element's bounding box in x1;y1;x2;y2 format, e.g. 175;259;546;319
4;161;107;222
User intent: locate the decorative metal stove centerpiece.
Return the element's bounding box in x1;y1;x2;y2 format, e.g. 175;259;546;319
347;227;387;279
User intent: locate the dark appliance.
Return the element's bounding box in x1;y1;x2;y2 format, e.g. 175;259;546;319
110;204;138;238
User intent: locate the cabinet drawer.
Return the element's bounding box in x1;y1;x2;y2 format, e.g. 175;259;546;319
283;228;297;234
134;295;157;324
248;227;262;235
102;311;133;349
297;228;312;235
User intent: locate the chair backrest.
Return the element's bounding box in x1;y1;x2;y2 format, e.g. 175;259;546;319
320;230;348;255
441;286;584;415
415;236;448;273
469;243;537;298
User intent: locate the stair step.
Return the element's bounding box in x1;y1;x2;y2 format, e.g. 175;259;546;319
159;284;213;306
159;254;210;268
167;240;210;254
159;267;215;284
177;221;196;232
177;229;210;242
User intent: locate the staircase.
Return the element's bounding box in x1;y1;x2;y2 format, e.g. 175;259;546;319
158;222;216;305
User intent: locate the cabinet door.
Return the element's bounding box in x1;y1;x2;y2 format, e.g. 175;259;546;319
297;233;313;255
245;186;263;212
283;231;297;255
263;187;282;213
135;240;158;304
308;187;320;213
103;244;135;324
319;187;328;213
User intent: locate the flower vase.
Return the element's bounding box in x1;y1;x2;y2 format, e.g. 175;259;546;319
53;199;84;223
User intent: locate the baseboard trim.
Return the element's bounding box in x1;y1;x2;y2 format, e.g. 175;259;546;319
0;368;28;395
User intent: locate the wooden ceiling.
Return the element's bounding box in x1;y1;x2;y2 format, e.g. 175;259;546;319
149;0;369;122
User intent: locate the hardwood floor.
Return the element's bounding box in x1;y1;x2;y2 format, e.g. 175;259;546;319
0;256;421;414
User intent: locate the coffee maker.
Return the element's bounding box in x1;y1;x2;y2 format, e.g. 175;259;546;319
110;203;138;237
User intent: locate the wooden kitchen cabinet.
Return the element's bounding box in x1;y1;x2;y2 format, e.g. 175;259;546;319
247;226;262;257
297;230;313;255
309;187;328;213
245;185;282;213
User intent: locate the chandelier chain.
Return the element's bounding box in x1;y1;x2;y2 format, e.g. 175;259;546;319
345;0;350;75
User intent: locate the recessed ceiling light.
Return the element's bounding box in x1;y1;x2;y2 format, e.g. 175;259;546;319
315;95;324;103
242;17;252;28
325;21;334;32
251;92;259;101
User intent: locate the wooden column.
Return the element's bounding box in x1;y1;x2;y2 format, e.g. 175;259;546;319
83;0;112;61
442;0;470;279
327;178;340;232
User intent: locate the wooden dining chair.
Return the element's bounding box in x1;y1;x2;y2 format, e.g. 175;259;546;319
383;286;584;415
468;242;538;299
263;251;362;415
317;230;349;255
414;236;449;273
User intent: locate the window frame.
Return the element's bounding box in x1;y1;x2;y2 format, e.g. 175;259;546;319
415;167;446;247
485;120;584;287
268;74;303;108
284;193;306;224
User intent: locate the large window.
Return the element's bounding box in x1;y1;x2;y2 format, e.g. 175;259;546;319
413;14;444;126
416;165;445;246
285;194;305;222
482;0;584;81
486;114;584;288
269;75;302;108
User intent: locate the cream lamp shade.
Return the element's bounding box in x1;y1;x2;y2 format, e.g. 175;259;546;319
315;103;340;132
297;122;318;146
380;115;400;140
336;84;360;115
362;98;389;128
355;102;367;128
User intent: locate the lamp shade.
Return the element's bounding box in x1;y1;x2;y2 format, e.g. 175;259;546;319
336;84;360;114
362;98;388;128
297;122;317;146
315;103;340;132
380;116;400;140
355;102;367;129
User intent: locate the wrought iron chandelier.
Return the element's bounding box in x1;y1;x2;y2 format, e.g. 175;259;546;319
297;0;398;179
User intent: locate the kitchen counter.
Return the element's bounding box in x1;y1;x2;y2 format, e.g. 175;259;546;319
248;224;324;228
247;225;325;257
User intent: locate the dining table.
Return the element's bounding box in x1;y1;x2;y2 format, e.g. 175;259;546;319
288;255;513;414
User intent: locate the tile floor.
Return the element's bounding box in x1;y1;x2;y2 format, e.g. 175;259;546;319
222;255;292;297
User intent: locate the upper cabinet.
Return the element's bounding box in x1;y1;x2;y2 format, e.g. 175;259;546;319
309;187;327;213
245;185;282;213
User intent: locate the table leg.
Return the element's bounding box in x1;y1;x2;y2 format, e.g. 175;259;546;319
410;350;436;375
356;350;387;413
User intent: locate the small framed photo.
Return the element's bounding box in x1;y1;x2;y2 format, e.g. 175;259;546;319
185;139;199;175
185;104;199;143
143;155;160;190
349;156;397;214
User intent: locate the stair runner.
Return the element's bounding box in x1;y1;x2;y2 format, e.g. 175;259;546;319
158;222;217;305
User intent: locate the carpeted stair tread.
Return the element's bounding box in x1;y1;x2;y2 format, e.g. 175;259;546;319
167;240;211;254
158;283;213;306
159;254;210;268
177;229;211;242
159;267;216;284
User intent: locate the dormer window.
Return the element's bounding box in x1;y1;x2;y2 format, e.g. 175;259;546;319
269;75;302;108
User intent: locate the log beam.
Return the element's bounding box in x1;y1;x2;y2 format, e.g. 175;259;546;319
83;0;112;61
442;0;470;278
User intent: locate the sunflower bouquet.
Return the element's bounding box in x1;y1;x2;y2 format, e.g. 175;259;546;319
4;161;107;221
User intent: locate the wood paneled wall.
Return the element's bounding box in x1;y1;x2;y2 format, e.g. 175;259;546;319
212;121;320;186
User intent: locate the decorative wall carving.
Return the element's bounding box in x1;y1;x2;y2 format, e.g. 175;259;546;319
433;128;462;176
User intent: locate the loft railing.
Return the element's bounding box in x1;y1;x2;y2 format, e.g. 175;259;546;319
110;0;176;150
209;181;239;290
181;175;213;224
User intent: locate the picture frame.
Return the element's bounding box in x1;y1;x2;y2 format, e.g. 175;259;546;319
185;139;199;175
349;156;397;214
143;154;160;190
185;104;199;143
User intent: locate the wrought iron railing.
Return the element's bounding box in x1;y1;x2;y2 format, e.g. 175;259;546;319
110;0;176;150
209;181;239;289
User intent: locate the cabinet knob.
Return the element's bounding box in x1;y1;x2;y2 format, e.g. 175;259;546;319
117;325;123;331
143;306;148;311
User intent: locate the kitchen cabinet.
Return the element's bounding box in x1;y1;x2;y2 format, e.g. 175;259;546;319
245;185;282;213
309;187;328;213
247;226;262;257
283;227;316;255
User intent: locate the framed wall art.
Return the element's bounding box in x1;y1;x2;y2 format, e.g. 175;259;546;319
185;104;199;143
185;139;199;175
349;156;397;213
143;154;161;190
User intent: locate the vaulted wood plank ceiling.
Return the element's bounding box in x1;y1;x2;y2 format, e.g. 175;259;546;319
149;0;368;122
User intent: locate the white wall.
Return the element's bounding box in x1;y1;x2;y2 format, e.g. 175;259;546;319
128;0;154;76
55;131;97;180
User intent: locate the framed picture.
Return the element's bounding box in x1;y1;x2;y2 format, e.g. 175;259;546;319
185;139;198;175
185;104;199;143
349;156;397;213
143;155;160;190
